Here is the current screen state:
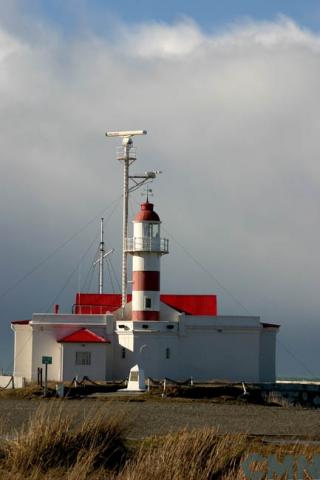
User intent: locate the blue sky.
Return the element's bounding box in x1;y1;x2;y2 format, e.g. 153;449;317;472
8;0;320;35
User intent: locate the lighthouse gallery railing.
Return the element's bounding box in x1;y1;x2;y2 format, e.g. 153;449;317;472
125;237;169;254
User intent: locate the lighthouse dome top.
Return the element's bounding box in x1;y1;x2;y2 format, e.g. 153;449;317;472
134;202;160;222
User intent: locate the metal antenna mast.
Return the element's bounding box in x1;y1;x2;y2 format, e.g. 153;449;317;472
99;218;104;294
105;130;161;314
93;217;114;294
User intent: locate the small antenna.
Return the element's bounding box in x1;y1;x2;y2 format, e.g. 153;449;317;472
94;218;114;294
141;186;153;202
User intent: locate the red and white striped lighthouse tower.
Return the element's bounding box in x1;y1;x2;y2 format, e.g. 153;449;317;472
127;201;169;321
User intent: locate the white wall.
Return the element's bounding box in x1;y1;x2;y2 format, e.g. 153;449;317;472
112;323;135;380
12;325;33;379
28;314;110;381
31;326;62;381
259;329;277;382
31;323;113;381
61;343;108;381
112;316;265;382
12;313;277;383
178;330;260;381
132;254;160;271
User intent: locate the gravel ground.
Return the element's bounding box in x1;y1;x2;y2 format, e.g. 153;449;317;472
0;398;319;439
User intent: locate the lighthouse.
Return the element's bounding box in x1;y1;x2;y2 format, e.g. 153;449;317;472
11;129;279;384
126;201;169;320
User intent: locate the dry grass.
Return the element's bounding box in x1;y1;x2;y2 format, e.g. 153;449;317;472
0;402;319;479
117;430;320;480
1;402;127;478
0;384;44;399
117;428;248;480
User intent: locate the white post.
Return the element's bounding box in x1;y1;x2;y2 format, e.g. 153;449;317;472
162;378;166;398
44;364;48;396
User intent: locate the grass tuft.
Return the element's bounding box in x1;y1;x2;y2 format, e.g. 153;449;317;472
4;402;127;476
117;428;249;480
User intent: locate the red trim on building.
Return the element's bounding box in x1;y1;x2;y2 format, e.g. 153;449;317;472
132;310;160;321
160;294;217;316
74;293;217;316
134;202;160;222
132;271;160;291
58;328;110;343
11;320;30;325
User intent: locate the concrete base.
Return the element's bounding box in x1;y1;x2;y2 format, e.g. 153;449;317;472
125;364;146;392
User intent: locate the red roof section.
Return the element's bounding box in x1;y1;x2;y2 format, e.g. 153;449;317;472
74;293;129;314
74;293;217;316
11;320;30;325
134;202;160;222
58;328;110;343
161;294;217;315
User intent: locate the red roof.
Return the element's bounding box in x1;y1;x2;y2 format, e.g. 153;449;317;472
161;294;217;315
134;202;160;222
58;328;110;343
74;293;218;316
74;293;129;314
11;320;30;325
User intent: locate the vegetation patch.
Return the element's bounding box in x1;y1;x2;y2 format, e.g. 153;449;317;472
0;402;319;478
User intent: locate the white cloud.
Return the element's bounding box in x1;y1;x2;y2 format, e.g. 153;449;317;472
0;12;320;374
210;16;320;50
120;18;204;58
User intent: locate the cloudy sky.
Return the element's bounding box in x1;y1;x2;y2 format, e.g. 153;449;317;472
1;0;320;377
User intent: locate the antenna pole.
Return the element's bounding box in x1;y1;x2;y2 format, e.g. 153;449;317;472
105;129;161;317
121;138;130;309
99;218;104;294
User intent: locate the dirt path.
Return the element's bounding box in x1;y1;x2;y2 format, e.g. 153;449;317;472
0;398;319;438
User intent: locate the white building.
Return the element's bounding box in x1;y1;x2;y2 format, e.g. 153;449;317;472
11;131;279;384
12;200;279;383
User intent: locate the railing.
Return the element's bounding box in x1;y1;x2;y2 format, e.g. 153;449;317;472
116;146;137;160
125;237;169;254
72;304;118;315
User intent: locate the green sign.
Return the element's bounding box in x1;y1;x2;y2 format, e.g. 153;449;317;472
42;356;52;365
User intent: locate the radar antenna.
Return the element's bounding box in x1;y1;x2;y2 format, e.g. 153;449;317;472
105;130;161;313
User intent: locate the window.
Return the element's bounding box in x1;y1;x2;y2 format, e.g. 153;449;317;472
75;351;91;365
143;223;151;237
166;348;170;359
121;347;126;359
152;224;160;238
145;297;152;309
146;223;159;238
